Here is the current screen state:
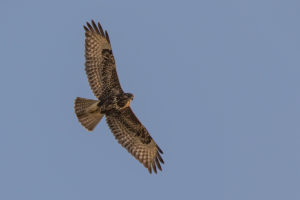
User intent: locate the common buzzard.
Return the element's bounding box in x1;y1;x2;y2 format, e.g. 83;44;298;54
74;20;164;174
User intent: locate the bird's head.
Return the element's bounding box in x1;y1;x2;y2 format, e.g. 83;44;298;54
125;93;134;100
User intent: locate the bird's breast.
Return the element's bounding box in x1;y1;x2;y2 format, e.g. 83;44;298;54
123;99;132;108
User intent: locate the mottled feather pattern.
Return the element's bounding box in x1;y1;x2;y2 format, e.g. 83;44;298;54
84;21;123;99
106;107;164;174
75;21;164;174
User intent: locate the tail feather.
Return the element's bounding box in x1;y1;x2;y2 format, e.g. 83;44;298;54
74;97;104;131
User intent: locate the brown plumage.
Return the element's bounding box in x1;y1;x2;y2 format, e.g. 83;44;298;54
74;20;164;174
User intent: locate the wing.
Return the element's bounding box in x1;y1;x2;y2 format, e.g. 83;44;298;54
106;107;164;174
84;20;123;99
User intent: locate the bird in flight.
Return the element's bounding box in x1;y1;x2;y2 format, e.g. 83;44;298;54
74;20;164;174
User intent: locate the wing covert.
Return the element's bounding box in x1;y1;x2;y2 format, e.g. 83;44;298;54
105;107;164;174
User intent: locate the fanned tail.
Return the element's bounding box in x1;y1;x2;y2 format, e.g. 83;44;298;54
74;97;104;131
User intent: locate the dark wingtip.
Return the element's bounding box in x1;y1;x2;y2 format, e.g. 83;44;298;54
105;30;111;44
86;22;93;31
98;22;105;36
152;162;157;174
148;165;152;174
84;20;110;43
91;20;100;33
157;145;163;154
155;157;162;171
157;153;164;164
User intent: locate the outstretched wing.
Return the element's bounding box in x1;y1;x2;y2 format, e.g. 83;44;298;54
106;107;164;174
84;20;123;99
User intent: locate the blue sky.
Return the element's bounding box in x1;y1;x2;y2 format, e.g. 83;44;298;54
1;0;299;199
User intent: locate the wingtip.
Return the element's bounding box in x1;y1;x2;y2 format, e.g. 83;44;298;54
155;157;162;171
148;166;152;174
157;145;163;154
105;30;111;44
97;22;105;35
83;25;88;31
86;21;93;32
157;153;164;164
91;20;100;33
84;20;109;42
152;162;157;174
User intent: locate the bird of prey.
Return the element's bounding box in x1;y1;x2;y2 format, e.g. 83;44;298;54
74;20;164;174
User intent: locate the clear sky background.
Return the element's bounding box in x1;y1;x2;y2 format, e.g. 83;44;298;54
0;0;299;199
